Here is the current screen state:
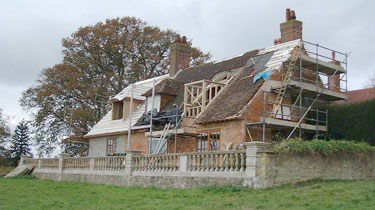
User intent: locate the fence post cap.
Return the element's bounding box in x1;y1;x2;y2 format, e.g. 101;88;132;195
125;150;143;154
243;141;271;147
59;153;71;158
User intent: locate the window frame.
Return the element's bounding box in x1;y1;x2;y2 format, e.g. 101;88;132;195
106;138;116;155
196;129;221;152
145;95;161;113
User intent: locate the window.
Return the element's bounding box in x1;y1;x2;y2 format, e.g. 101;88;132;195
197;132;208;152
210;131;220;151
106;139;116;155
149;138;167;154
112;101;124;120
273;105;291;120
146;95;161;113
197;130;220;152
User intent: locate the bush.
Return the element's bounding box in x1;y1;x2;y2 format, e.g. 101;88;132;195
272;138;375;154
328;99;375;145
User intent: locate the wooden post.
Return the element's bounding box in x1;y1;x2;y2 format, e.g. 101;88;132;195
184;84;188;116
202;81;207;110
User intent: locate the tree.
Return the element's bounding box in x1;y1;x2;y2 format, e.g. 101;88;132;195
0;108;10;145
369;74;375;88
20;17;211;155
0;108;12;166
10;120;32;165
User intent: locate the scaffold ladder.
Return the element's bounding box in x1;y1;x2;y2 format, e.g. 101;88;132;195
153;112;185;154
153;122;172;154
274;45;301;117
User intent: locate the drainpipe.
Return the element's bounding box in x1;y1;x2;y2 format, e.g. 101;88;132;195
127;84;134;150
149;80;156;154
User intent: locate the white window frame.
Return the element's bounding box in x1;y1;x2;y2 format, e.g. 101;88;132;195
145;95;161;112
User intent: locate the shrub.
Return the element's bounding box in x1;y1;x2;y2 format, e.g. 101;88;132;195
328;99;375;145
272;138;375;154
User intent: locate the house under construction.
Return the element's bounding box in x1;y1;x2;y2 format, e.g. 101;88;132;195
84;9;348;156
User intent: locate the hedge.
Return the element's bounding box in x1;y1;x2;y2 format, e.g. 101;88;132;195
272;138;375;154
328;99;375;145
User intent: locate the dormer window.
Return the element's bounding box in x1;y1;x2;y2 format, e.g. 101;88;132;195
146;95;161;112
112;101;124;120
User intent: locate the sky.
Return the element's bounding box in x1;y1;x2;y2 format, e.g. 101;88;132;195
0;0;374;129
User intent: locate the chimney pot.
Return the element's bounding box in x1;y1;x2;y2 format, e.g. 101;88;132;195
286;8;291;21
331;51;336;61
280;9;302;43
277;38;282;44
290;10;296;20
181;36;187;44
175;35;181;43
274;39;278;45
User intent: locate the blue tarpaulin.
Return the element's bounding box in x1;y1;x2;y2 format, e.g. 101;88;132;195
253;70;273;83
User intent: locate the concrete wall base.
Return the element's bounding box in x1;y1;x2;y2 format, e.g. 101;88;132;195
33;171;253;189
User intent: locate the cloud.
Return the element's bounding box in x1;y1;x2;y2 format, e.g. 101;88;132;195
0;0;374;126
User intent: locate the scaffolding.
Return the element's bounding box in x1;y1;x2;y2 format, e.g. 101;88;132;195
145;79;227;154
247;39;348;141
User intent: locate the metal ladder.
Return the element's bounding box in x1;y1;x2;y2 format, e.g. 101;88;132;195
153;122;172;154
153;113;185;154
274;45;301;117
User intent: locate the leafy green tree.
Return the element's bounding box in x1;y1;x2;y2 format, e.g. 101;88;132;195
0;108;12;166
0;108;10;145
21;17;211;155
10;120;32;165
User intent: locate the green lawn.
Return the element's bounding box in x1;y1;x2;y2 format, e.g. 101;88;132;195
0;166;14;177
0;177;375;210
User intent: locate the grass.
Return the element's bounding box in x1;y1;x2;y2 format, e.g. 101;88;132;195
0;166;14;177
1;177;375;209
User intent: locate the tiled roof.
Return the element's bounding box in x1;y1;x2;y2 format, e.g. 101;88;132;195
110;75;168;102
196;39;301;123
85;103;146;138
335;88;375;104
86;39;302;135
85;75;167;137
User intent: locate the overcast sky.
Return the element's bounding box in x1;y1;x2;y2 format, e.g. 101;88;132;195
1;0;374;128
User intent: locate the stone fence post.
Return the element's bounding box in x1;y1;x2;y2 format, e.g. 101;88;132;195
124;150;142;176
89;158;95;170
179;155;188;172
38;159;42;169
19;155;32;166
244;141;270;178
58;153;70;181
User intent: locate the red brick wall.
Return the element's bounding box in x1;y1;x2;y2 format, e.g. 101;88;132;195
196;120;245;151
125;131;148;154
167;137;196;153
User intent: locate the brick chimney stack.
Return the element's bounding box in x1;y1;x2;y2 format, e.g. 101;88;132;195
169;35;191;77
329;51;341;92
280;9;303;43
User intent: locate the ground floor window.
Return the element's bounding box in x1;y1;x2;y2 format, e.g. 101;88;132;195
149;138;167;154
197;130;220;152
106;138;116;155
